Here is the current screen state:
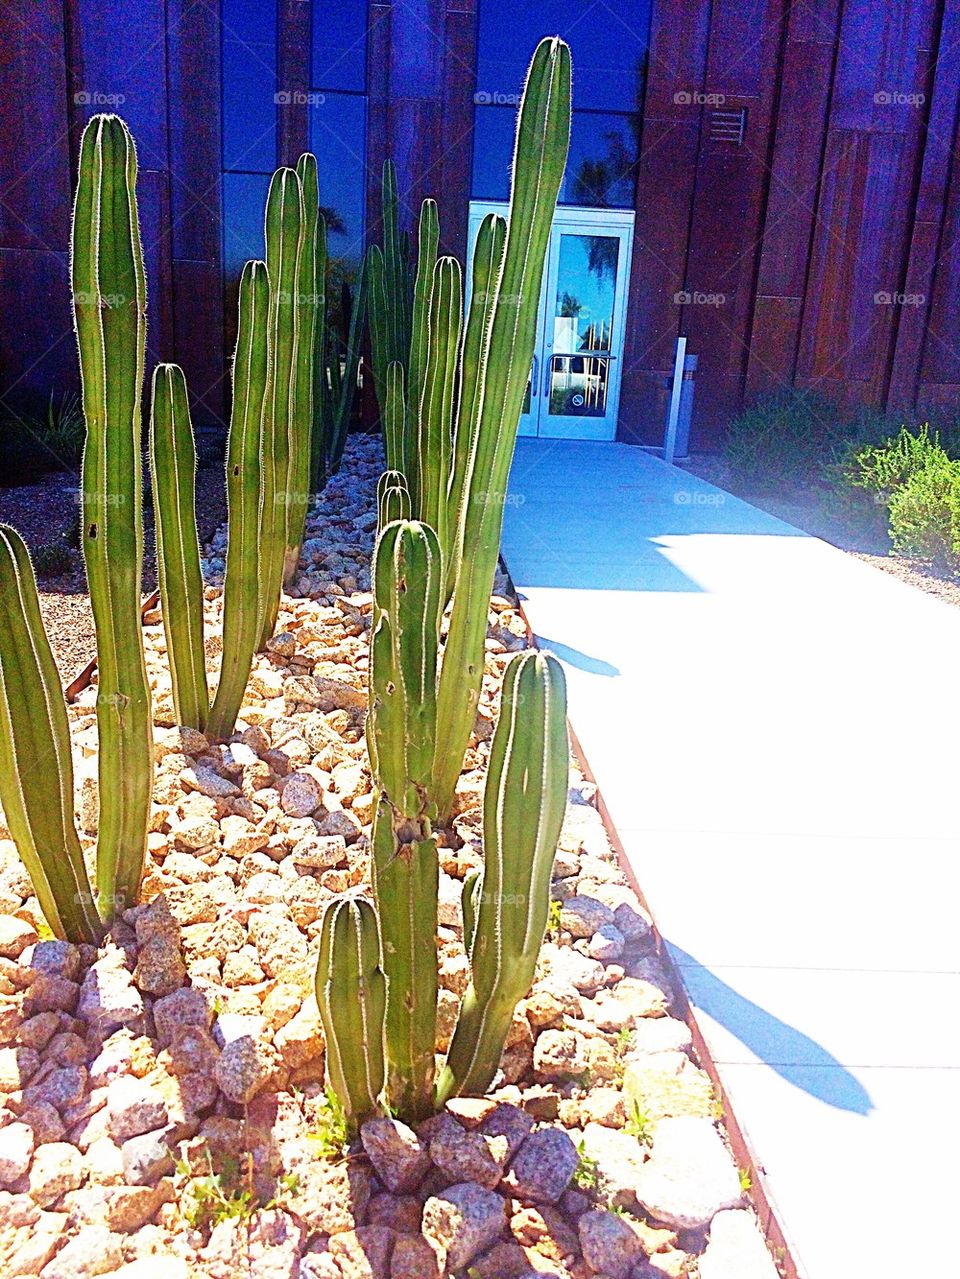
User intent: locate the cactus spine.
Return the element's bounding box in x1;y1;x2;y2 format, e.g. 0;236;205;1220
437;651;568;1103
149;364;208;730
0;527;103;944
208;260;269;739
316;897;388;1129
431;38;571;819
259;166;305;645
71;113;153;917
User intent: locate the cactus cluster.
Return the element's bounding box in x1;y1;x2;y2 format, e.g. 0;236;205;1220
316;38;573;1124
0;114;356;940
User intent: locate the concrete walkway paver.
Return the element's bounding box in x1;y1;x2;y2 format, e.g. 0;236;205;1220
502;439;960;1279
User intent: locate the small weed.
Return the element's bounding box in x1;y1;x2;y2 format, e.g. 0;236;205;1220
572;1141;600;1193
33;539;74;577
624;1099;654;1146
738;1165;753;1193
547;896;563;938
615;1026;635;1055
35;921;56;942
307;1085;349;1160
176;1149;255;1231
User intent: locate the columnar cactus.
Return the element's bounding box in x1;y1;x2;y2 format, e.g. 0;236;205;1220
259;166;307;645
415;256;463;557
0;527;103;944
284;152;324;588
208;260;270;740
376;470;411;531
432;38;571;819
366;519;443;1119
315;896;388;1129
408;198;439;488
321;264;367;481
148;363;208;730
366;160;413;462
383;361;407;484
437;651;568;1103
71;113;153;917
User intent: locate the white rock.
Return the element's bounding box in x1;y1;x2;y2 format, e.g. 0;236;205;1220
699;1209;781;1279
106;1075;168;1144
636;1117;742;1230
0;1121;35;1186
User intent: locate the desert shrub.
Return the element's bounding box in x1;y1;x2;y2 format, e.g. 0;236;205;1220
830;424;949;502
0;391;85;487
724;392;855;488
886;454;960;570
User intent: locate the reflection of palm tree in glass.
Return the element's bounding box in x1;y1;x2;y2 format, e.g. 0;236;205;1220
560;291;582;318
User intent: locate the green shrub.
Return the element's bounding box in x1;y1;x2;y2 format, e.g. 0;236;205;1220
831;424;949;503
724;392;852;488
887;454;960;570
0;391;85;487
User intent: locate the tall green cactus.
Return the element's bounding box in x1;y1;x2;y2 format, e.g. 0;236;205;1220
315;896;387;1129
284;152;323;588
407;199;439;488
149;364;208;730
366;160;414;454
208;260;269;740
432;37;570;818
259;165;306;645
0;527;103;944
322;263;367;480
383;361;407;481
366;519;443;1120
71;112;153;917
376;470;411;531
436;651;568;1103
416;256;462;556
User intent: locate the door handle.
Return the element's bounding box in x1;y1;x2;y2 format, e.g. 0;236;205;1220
530;353;538;397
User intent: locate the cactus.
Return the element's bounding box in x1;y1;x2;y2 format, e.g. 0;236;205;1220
383;361;407;483
436;651;568;1103
446;212;507;598
415;256;462;556
322;264;367;480
315;896;387;1129
431;38;571;819
284;152;324;588
208;260;270;740
366;519;443;1119
0;527;103;944
259;165;306;645
148;364;208;730
366;161;415;461
376;470;411;531
71;113;153;918
407;199;439;489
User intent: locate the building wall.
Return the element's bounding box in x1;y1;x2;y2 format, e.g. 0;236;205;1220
1;0;958;449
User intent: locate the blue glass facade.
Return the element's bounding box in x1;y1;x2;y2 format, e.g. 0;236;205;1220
472;0;649;207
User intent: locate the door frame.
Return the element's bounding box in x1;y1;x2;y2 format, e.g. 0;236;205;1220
467;202;635;440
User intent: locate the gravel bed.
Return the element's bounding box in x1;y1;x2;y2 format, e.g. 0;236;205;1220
0;436;777;1279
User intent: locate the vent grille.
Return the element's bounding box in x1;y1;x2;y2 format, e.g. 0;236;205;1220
708;107;747;145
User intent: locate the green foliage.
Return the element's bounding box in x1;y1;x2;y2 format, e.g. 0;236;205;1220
306;1085;349;1160
832;423;949;502
887;453;960;570
624;1099;654;1146
0;392;85;487
32;537;75;577
547;895;564;938
572;1141;600;1192
724;392;853;488
176;1146;300;1232
739;1165;753;1193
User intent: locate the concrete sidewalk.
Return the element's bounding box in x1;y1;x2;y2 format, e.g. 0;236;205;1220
502;439;960;1279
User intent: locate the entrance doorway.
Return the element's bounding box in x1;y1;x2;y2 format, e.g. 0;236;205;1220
468;204;634;440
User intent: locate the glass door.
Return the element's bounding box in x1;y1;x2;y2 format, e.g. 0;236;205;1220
467;204;634;440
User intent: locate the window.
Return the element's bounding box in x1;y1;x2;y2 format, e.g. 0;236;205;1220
312;0;367;93
308;94;367;269
473;0;648;208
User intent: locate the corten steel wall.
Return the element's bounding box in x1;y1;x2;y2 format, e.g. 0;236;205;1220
0;0;226;423
1;0;959;447
624;0;960;447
